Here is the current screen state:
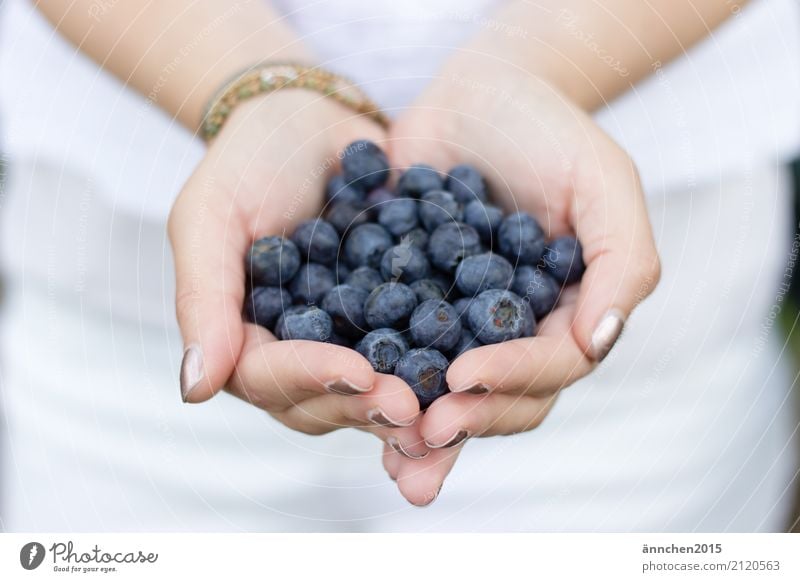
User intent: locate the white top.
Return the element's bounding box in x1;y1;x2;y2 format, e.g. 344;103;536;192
0;0;798;532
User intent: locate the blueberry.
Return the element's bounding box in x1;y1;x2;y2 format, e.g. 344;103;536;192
419;190;463;232
454;252;514;296
463;200;503;244
378;197;419;236
321;284;369;339
520;300;537;338
510;266;560;319
380;243;431;283
410;279;446;303
467;289;528;344
451;328;482;357
542;236;585;285
275;305;333;342
498;211;546;266
365;187;396;213
403;227;429;249
289;263;336;305
452;297;473;320
430;272;457;299
445;164;487;204
334;260;352;283
329;332;352;348
341;139;390;191
396;164;443;198
364;282;418;329
427;222;482;273
291;218;340;265
325;201;370;235
356;328;409;374
247;236;301;286
345;266;384;293
409;300;462;352
344;223;394;269
245;286;292;329
326;175;364;205
394;348;450;409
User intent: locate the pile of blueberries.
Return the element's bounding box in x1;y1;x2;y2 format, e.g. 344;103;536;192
245;140;585;409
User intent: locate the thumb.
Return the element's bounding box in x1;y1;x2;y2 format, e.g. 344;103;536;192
571;147;661;362
168;171;249;403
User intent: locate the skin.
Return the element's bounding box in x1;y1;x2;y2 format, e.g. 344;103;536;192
35;0;746;506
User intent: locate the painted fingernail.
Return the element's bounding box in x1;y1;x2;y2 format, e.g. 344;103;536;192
426;428;470;449
453;383;490;395
387;436;429;459
367;408;417;428
180;344;204;402
588;308;626;362
325;378;370;395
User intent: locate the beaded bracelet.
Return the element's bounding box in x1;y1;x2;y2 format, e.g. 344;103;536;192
200;62;389;142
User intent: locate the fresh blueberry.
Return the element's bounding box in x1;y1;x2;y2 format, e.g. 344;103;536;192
275;305;333;342
451;328;482;357
343;223;394;269
334;260;351;283
365;187;396;213
341;139;390;191
396;164;443;198
410;279;446;303
498;211;546;266
419;190;463;232
430;272;457;299
394;348;450;409
542;236;585;285
454;252;514;296
291;218;340;265
378;197;418;236
403;227;429;249
510;266;560;319
325;201;370;235
463;200;504;244
364;282;418;329
520;300;537;338
409;300;462;352
452;297;473;320
380;243;431;283
289;263;336;305
445;164;488;204
247;236;301;286
356;328;409;374
245;286;292;329
321;284;369;339
345;266;384;293
427;222;482;273
325;175;364;205
467;289;528;344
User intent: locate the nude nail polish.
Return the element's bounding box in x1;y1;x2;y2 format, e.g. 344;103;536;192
588;308;626;362
454;383;491;395
180;344;204;402
324;378;370;395
386;436;429;459
426;429;470;449
367;408;416;428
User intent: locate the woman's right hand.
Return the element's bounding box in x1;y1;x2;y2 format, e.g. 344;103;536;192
168;90;427;455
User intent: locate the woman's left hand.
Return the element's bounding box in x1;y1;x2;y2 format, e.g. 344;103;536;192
381;57;661;505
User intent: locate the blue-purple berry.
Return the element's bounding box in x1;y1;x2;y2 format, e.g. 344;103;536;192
378;197;419;236
510;266;560;319
342;139;390;191
464;200;503;244
394;348;450;409
409;300;462;352
245;286;292;329
397;164;443;198
322;284;369;339
454;252;514;296
344;223;394;269
419;190;463;232
446;164;488;204
364;282;418;329
542;236;585;285
498;211;546;266
356;328;409;374
467;289;528;344
345;266;384;293
275;305;333;342
380;243;431;283
427;222;482;273
291;218;340;266
289;263;336;305
247;236;301;286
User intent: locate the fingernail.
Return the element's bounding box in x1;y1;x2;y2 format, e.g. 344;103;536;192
325;378;370;395
367;408;417;428
426;428;470;449
387;436;429;459
588;308;626;362
180;344;204;402
453;382;490;395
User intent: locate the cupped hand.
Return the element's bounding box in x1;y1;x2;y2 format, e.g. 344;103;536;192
168;90;428;459
383;58;661;501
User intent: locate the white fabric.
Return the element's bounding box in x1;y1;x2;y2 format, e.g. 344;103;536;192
0;0;798;531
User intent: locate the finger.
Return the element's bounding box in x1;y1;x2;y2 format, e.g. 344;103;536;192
446;298;592;398
382;443;401;481
276;374;422;437
420;392;556;446
168;170;253;403
394;446;462;507
570;142;661;362
227;324;376;412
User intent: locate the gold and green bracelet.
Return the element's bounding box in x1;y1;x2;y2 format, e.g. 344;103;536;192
200;62;389;142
